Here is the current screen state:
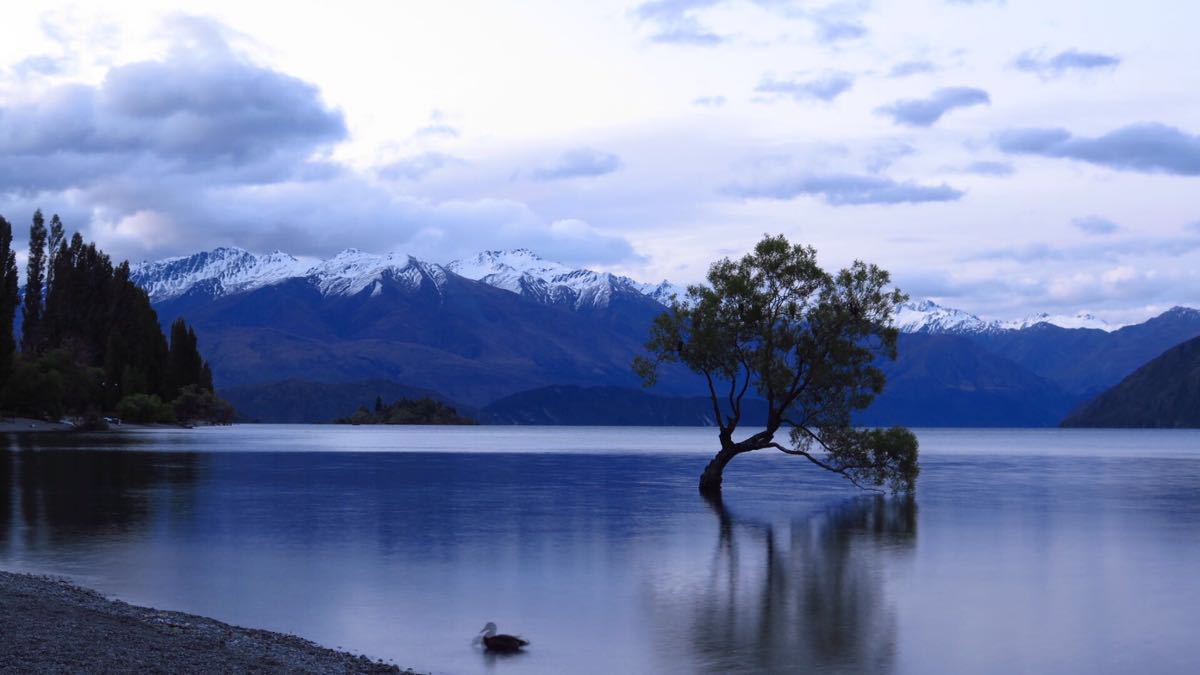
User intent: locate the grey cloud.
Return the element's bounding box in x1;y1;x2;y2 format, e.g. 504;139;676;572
889;60;936;78
960;160;1014;176
9;54;73;80
692;95;726;108
756;72;854;102
876;87;990;127
633;0;725;45
378;153;464;181
728;172;964;205
531;148;622;181
865;141;916;173
970;236;1200;264
1072;215;1120;236
0;39;345;183
0;16;643;269
1014;49;1120;78
632;0;869;47
995;123;1200;175
804;2;869;44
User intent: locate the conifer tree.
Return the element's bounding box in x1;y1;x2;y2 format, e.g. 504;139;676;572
0;216;19;387
46;214;64;289
21;210;47;353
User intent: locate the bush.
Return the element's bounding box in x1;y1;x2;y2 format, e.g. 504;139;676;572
116;394;176;424
172;384;235;425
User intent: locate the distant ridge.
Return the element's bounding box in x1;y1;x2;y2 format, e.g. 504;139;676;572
1062;335;1200;428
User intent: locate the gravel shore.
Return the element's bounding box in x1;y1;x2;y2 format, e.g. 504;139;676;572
0;570;419;674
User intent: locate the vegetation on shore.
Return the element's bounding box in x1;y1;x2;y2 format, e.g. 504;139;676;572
335;396;477;425
0;211;233;426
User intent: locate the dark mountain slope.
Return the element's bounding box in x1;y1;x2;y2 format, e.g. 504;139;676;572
971;307;1200;396
858;334;1081;427
1062;336;1200;428
478;335;1079;428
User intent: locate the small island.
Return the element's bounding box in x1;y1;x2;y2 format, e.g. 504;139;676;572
335;396;477;425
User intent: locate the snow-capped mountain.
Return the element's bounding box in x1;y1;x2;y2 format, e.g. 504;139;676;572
130;246;1125;332
307;249;449;298
131;246;681;310
1001;311;1113;331
446;248;683;310
896;300;1121;333
130;247;314;301
894;300;1002;334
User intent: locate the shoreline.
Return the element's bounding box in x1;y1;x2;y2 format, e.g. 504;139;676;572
0;570;420;674
0;417;208;433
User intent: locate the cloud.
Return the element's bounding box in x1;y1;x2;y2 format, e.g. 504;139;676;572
888;60;936;78
0;20;346;192
1014;49;1120;78
377;152;463;181
727;172;964;205
960;160;1014;176
755;72;854;102
0;16;642;269
970;235;1200;264
1072;215;1120;236
413;110;459;138
632;0;725;45
692;95;726;108
876;87;990;127
995;123;1200;175
631;0;869;47
531;148;622;181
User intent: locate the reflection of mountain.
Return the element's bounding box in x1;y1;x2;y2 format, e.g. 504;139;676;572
1;436;200;549
648;496;917;674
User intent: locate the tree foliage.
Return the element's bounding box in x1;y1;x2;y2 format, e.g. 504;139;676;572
20;210;47;353
1;210;230;424
634;234;919;494
0;216;19;389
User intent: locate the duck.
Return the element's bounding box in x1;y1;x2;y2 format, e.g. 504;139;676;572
476;622;529;653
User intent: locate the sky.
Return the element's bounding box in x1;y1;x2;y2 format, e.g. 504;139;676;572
1;0;1198;324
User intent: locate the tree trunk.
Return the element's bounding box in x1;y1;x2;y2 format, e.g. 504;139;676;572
699;446;739;496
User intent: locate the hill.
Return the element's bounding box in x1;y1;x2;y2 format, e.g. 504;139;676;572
1062;336;1200;428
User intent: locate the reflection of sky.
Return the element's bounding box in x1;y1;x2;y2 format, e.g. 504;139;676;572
3;427;1200;674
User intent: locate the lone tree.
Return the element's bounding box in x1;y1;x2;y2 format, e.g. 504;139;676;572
633;234;919;496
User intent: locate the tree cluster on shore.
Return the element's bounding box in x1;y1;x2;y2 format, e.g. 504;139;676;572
0;211;233;426
335;396;477;425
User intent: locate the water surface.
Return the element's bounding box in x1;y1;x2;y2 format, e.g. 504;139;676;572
2;426;1199;674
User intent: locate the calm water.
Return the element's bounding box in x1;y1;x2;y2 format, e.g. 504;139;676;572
2;426;1199;674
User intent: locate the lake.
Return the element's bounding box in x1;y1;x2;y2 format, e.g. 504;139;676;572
2;426;1199;674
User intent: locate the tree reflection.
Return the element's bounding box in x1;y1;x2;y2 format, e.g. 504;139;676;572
1;434;200;552
655;494;917;674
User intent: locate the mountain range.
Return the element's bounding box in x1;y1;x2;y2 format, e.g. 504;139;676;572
129;247;1200;426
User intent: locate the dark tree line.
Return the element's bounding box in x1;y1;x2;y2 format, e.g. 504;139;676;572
336;396;476;425
0;210;232;425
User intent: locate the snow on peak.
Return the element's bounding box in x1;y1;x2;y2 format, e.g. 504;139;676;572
1002;311;1115;332
447;249;655;310
894;299;1000;334
308;249;446;297
130;247;313;301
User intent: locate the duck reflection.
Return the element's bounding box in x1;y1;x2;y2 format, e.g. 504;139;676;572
652;494;917;674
